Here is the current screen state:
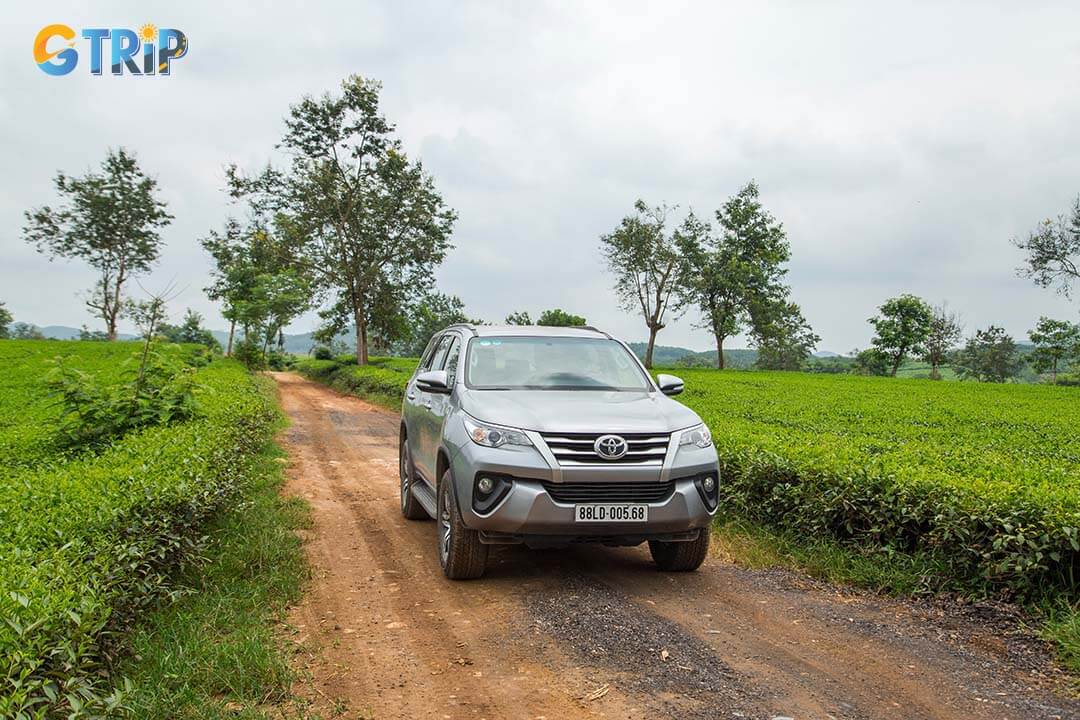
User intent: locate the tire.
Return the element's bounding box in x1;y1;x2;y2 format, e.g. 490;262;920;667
649;529;710;572
437;469;488;579
399;436;429;520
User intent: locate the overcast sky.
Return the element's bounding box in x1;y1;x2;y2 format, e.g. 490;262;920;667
3;2;1078;352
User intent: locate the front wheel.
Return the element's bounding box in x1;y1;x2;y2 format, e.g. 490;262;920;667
437;470;488;579
399;436;429;520
649;529;710;571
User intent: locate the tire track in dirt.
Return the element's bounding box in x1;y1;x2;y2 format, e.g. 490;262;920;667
271;372;1079;720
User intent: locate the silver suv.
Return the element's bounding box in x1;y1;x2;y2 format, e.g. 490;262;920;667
399;324;719;579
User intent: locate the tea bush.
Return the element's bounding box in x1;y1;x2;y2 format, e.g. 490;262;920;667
0;341;278;718
293;355;411;409
671;369;1080;598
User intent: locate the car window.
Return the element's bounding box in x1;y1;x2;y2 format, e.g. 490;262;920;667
427;334;453;373
441;336;461;388
418;334;443;371
466;336;651;391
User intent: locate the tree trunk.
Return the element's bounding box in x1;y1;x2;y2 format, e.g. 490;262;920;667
716;334;726;370
278;328;284;351
106;310;118;342
226;319;235;356
644;325;659;369
891;356;902;377
354;305;368;366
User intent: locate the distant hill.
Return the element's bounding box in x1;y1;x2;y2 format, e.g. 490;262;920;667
29;325;139;341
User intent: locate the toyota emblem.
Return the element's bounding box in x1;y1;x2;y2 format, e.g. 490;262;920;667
593;434;628;460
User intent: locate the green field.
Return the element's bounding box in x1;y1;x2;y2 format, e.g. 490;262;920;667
0;341;280;718
670;370;1080;595
296;355;1080;598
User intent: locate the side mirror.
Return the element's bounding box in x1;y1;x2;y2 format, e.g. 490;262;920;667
416;369;451;394
656;373;684;396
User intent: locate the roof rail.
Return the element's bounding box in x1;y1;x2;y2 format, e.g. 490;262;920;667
444;323;479;336
579;325;612;339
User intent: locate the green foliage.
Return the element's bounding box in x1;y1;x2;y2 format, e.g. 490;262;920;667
10;323;45;341
22;148;172;340
401;292;478;358
923;305;964;380
228;75;456;365
231;338;268;370
46;346;199;449
0;341;278;718
853;347;891;376
0;302;11;339
868;294;934;376
600;200;688;367
504;310;532;325
676;181;796;369
668;369;1080;600
537;308;587;326
751;300;819;370
294;355;413;410
955;325;1025;383
1013;195;1080;299
1029;316;1080;384
159;309;222;353
311;345;334;361
120;445;307;718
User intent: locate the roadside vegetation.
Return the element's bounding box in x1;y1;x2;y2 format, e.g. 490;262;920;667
0;340;282;717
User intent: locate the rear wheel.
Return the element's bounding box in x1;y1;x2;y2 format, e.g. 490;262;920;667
437;470;488;579
399;436;429;520
649;529;710;571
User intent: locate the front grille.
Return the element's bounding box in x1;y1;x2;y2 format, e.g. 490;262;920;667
540;432;670;466
542;480;675;504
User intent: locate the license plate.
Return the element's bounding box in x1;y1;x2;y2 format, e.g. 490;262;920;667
574;504;648;522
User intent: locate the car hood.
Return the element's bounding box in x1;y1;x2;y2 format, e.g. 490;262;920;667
459;389;701;434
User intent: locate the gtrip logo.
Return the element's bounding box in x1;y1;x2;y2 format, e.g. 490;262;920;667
33;24;188;76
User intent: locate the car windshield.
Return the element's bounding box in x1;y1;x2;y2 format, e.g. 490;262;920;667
465;336;652;391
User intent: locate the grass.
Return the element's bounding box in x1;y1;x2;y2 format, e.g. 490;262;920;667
120;441;311;719
0;340;281;717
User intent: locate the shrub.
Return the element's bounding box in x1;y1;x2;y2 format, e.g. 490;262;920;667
0;356;278;718
46;345;199;449
311;345;333;360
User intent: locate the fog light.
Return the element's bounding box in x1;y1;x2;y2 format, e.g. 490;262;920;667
477;476;495;494
701;475;716;492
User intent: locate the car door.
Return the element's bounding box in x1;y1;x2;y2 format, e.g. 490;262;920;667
425;335;461;479
413;333;453;484
404;334;441;483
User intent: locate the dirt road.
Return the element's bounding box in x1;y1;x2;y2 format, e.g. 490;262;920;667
271;372;1078;720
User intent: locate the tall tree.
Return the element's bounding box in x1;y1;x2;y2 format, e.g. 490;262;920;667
677;182;792;369
537;308;586;326
22;148;172;340
0;302;12;339
228;76;456;365
1028;317;1080;384
403;292;477;357
1013;196;1080;298
750;300;820;370
868;294;934;377
923;304;963;380
600;200;688;368
201;219;310;358
955;326;1024;383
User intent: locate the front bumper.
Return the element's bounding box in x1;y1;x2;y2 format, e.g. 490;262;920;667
447;427;719;539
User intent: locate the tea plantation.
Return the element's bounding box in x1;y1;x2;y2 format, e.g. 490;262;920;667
298;355;1080;599
0;341;279;718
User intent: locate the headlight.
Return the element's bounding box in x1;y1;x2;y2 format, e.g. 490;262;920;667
679;423;712;449
463;415;533;448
